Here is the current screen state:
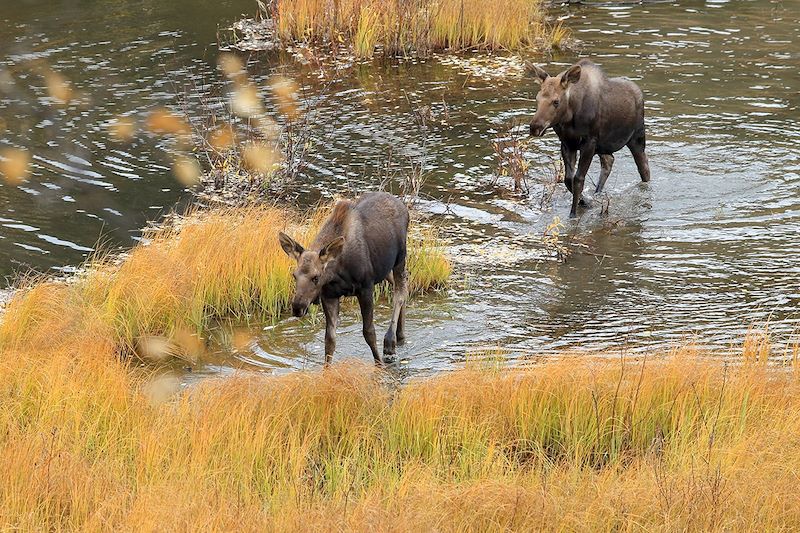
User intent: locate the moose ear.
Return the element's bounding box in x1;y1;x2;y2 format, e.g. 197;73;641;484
319;236;345;265
525;62;550;84
278;232;304;261
561;65;581;88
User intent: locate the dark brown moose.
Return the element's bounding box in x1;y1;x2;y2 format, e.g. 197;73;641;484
278;192;409;364
528;58;651;217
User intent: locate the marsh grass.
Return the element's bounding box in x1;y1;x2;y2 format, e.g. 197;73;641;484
0;203;450;358
268;0;569;58
2;339;800;530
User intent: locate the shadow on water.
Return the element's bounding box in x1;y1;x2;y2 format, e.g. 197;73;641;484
1;0;798;381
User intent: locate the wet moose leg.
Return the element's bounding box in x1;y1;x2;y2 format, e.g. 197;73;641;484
595;154;615;194
571;142;596;217
384;261;408;357
561;143;577;193
358;286;382;363
628;130;651;182
321;296;340;365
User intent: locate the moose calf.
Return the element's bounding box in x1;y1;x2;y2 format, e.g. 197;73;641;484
528;58;651;217
279;192;409;364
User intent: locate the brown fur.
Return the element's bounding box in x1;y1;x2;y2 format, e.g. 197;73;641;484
310;200;353;251
330;199;352;223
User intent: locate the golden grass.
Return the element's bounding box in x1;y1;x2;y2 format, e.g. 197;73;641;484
0;203;450;357
3;202;799;530
2;337;800;530
271;0;569;58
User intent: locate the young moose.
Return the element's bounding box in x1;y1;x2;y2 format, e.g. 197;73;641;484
528;58;651;217
278;192;409;364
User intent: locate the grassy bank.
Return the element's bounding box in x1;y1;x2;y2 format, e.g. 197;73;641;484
0;203;450;357
268;0;569;58
2;340;800;530
4;204;800;531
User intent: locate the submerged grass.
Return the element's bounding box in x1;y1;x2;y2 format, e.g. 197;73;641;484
269;0;569;58
2;340;800;530
0;203;450;356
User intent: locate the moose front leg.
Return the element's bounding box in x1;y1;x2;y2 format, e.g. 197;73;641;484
571;142;596;218
321;296;340;365
561;143;577;193
357;286;382;363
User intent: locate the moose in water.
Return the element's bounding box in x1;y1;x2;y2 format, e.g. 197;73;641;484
528;58;651;217
278;192;409;364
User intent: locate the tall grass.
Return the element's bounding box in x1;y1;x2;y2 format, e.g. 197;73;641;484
2;340;800;530
0;204;450;356
269;0;569;58
2;200;798;530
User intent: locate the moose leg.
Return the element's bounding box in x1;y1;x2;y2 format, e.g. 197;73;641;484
628;131;650;182
595;154;615;194
357;286;382;363
397;306;406;343
321;297;340;365
384;262;408;356
571;142;596;218
632;151;651;183
561;143;577;193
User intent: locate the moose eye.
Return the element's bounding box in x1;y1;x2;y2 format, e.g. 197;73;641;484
553;99;560;108
311;276;319;285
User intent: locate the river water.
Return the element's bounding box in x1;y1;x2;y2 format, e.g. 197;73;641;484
1;0;798;378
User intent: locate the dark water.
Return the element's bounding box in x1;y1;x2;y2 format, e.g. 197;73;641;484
0;0;256;275
1;0;798;378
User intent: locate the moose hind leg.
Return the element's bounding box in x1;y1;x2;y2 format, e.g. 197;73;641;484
628;132;651;182
384;263;408;357
632;150;651;183
358;286;382;363
595;154;615;194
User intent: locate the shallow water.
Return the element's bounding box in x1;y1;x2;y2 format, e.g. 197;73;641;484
1;0;798;379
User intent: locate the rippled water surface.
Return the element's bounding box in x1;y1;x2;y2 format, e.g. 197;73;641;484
1;0;798;378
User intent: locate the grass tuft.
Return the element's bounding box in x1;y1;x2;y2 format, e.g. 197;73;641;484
270;0;569;58
0;204;450;356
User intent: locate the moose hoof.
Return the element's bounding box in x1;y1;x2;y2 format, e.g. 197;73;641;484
383;337;397;356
